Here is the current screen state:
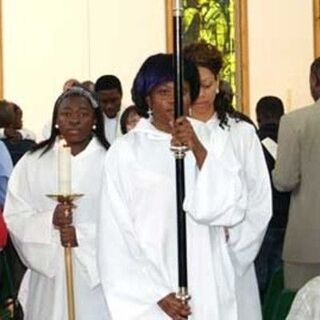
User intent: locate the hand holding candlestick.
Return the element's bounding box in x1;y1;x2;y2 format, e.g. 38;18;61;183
53;202;78;248
46;137;83;320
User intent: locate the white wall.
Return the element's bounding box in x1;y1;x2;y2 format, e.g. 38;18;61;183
247;0;314;118
2;0;316;137
2;0;166;139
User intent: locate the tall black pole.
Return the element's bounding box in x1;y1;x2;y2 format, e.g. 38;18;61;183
172;0;190;305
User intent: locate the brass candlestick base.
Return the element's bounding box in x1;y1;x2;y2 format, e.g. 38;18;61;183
46;193;84;320
46;193;84;203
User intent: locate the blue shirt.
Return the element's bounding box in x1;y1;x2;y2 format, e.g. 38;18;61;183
0;141;13;206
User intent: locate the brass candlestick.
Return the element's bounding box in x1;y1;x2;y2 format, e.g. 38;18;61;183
47;193;83;320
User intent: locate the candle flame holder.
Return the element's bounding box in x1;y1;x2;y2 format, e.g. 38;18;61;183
46;193;84;320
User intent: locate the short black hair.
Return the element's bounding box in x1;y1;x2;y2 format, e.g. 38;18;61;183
131;53;200;117
94;75;122;95
0;100;14;128
256;96;284;122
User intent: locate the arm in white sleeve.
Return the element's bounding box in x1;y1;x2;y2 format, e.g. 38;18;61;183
227;129;272;276
185;128;247;227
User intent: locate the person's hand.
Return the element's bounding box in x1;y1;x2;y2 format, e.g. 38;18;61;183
59;225;78;247
171;117;207;168
158;293;191;320
171;117;198;151
52;203;74;228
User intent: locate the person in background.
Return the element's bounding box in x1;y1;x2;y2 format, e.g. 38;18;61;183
273;57;320;291
184;41;271;320
286;275;320;319
98;53;247;319
82;80;95;92
119;105;141;134
0;101;13;249
63;78;80;92
4;87;110;319
254;96;291;301
0;102;36;165
0;101;14;205
0;102;36;142
94;75;123;143
0;100;34;298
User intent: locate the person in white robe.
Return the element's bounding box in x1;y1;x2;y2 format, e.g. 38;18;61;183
94;75;123;143
184;42;272;320
98;53;247;319
286;276;320;320
4;87;110;320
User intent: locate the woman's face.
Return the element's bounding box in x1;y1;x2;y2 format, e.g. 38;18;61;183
126;111;141;132
56;95;95;153
191;66;219;122
146;81;191;133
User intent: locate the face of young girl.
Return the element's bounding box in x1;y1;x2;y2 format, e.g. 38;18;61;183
146;81;191;133
56;96;96;153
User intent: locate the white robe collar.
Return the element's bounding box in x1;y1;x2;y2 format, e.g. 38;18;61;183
132;117;207;140
52;136;104;160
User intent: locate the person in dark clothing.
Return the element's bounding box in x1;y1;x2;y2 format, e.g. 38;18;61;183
254;95;291;301
1;103;35;165
0;101;35;312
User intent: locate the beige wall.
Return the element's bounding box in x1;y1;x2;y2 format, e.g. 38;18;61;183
2;0;166;138
2;0;315;138
247;0;314;118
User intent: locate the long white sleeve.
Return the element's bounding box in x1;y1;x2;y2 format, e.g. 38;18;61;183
227;127;272;275
185;123;247;227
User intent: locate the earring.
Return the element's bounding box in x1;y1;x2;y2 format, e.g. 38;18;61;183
188;107;193;117
54;123;59;129
216;88;220;94
147;108;153;118
92;124;97;130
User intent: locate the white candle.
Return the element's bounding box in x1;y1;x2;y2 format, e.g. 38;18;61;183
58;138;71;195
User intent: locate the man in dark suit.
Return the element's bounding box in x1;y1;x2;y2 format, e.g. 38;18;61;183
254;96;291;300
273;57;320;290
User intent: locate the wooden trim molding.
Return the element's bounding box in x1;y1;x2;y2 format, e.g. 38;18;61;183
314;0;320;57
166;0;173;53
236;0;249;114
165;0;249;114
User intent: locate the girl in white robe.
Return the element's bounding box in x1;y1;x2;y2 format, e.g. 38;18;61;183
98;53;247;319
184;43;272;320
4;87;111;319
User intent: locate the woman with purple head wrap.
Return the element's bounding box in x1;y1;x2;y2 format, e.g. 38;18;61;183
98;53;246;320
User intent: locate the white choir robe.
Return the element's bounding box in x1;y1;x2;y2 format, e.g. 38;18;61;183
103;113;122;144
4;138;110;320
97;118;247;320
206;116;272;320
